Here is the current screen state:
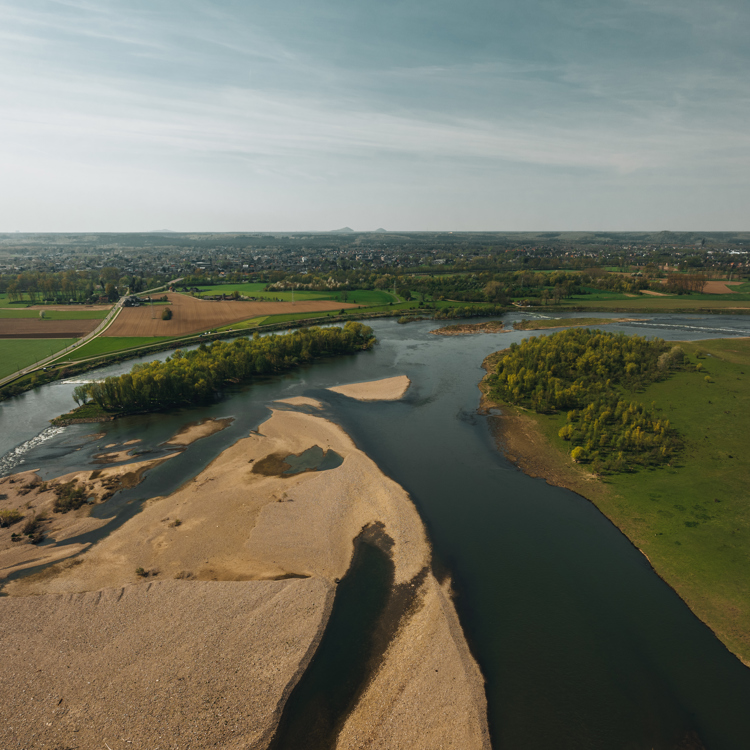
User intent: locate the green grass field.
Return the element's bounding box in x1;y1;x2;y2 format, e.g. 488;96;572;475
0;339;78;378
0;309;108;319
187;283;396;306
67;336;173;360
516;338;750;662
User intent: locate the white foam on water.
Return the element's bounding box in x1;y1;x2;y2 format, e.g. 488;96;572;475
0;425;67;477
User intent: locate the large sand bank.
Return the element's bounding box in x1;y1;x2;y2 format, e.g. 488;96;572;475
2;400;489;749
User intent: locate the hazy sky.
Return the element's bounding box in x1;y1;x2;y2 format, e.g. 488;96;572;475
2;0;748;231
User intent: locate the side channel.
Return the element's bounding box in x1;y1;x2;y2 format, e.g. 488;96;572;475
269;526;395;750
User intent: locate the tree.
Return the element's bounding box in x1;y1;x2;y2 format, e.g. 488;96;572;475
161;307;173;320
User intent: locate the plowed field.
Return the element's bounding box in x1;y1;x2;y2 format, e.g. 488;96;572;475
0;319;99;339
703;281;744;294
103;294;358;338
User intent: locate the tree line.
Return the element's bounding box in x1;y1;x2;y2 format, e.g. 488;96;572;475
486;328;687;472
73;322;376;413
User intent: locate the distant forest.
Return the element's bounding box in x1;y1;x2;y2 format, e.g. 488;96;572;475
487;328;688;472
73;322;375;413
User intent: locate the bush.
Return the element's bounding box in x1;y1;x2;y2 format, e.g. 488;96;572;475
53;481;88;513
571;446;587;463
0;509;23;527
161;307;173;320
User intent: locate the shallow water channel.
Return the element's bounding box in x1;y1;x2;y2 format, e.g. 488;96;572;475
3;312;750;748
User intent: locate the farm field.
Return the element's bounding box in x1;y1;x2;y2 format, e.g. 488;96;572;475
0;309;108;320
68;336;173;361
103;293;358;337
0;339;77;378
0;319;100;339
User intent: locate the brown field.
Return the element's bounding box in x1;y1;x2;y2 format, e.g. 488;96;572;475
103;293;358;337
703;280;744;294
0;319;99;339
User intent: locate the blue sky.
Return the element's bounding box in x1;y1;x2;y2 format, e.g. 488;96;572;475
2;0;748;231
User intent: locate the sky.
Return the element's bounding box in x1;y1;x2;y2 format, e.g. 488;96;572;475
1;0;749;232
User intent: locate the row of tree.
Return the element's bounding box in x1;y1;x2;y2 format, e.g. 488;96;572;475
1;269;165;304
73;322;376;413
487;328;685;471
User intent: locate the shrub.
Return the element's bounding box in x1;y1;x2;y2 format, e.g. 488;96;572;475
53;482;88;513
571;446;587;463
161;307;173;320
135;567;148;577
0;509;23;527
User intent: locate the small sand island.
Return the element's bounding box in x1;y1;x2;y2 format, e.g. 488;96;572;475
327;374;411;401
0;378;489;750
431;320;505;336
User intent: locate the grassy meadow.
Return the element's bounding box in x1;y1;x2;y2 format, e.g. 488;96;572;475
0;308;108;319
0;339;78;378
186;283;397;306
516;337;750;662
67;336;173;360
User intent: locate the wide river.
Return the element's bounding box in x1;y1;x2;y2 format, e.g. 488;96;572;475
2;312;750;749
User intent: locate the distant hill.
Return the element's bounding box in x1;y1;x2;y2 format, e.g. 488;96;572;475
330;227;355;234
373;228;388;233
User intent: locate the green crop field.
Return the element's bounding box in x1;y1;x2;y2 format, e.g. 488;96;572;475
0;339;78;379
518;337;750;662
67;336;173;360
0;309;108;319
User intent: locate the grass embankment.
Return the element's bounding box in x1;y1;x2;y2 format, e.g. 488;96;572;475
0;339;77;379
486;337;750;664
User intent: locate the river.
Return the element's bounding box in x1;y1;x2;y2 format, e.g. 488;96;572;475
2;312;750;749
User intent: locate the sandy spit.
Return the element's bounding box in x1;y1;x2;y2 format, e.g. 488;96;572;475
165;416;234;446
3;405;490;749
327;375;411;401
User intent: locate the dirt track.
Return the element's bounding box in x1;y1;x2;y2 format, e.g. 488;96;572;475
103;293;358;337
0;319;99;338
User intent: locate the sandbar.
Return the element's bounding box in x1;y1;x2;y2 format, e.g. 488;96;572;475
164;416;234;446
2;404;489;749
328;375;411;401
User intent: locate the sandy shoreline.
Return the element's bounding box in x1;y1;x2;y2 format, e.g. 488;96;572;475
328;374;411;401
1;380;489;749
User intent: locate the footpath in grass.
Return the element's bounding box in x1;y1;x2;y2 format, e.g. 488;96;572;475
0;339;77;379
68;336;173;360
518;338;750;663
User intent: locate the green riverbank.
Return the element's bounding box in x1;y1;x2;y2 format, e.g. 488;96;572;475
483;337;750;665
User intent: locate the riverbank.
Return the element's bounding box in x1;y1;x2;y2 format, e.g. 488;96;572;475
1;381;490;749
479;340;750;667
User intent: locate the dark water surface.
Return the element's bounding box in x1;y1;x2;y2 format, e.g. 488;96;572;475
3;312;750;748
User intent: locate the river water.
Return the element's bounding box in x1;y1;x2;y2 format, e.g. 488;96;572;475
2;312;750;749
